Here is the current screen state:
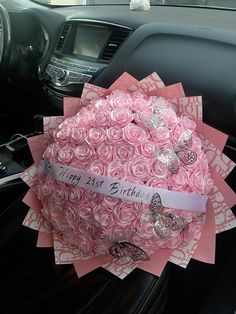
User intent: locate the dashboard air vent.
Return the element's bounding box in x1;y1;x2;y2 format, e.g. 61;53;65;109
101;28;130;62
56;23;71;51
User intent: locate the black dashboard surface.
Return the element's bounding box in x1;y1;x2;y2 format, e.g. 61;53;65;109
4;2;236;138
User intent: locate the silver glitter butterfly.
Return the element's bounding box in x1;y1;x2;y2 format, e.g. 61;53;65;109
142;193;188;239
153;148;179;175
154;131;197;175
140;99;167;131
109;242;150;262
175;130;197;166
140;111;162;130
108;228;149;262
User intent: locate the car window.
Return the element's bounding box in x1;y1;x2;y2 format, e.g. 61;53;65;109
33;0;236;9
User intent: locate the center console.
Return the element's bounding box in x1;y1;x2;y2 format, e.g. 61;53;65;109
41;20;131;112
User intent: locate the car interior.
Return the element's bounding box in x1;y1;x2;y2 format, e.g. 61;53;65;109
0;0;236;313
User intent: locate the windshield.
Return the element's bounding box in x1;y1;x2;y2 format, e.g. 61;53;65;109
32;0;236;9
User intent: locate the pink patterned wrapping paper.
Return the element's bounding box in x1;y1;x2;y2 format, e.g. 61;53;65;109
37;232;53;247
20;71;236;279
64;97;81;118
171;96;203;121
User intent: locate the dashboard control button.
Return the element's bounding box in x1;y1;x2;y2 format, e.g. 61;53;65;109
75;64;90;71
79;74;92;83
89;67;98;73
57;69;67;81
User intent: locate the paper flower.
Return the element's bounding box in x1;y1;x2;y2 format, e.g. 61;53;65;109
21;72;236;279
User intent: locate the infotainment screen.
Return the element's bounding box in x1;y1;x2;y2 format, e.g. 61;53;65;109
73;25;109;59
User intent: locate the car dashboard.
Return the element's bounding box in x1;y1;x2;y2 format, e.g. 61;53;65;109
5;4;236;143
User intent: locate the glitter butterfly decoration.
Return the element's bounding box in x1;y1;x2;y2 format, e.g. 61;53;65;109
142;193;188;239
139;99;168;130
154;130;197;174
175;130;197;166
109;242;150;262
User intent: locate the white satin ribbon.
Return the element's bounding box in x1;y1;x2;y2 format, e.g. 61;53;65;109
38;159;208;212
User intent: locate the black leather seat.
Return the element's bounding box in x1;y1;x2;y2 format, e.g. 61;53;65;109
0;185;170;314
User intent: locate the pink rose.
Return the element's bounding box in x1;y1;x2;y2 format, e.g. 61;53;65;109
188;168;209;194
150;158;168;178
60;227;75;244
84;190;101;205
93;205;114;228
110;108;133;127
133;111;152;128
92;226;110;240
77;220;95;238
115;143;135;163
107;161;125;180
58;117;77;129
52;183;68;204
124;176;145;185
41;207;53;227
127;156;151;180
75;108;94;128
108;90;132;109
69;233;93;253
68;187;84;203
131;98;152;111
85;128;106;146
162;109;178;128
97;142;114;162
37;177;53;198
71;128;86;144
122;123;149;146
92;109;110;127
114;202;138;226
106;127;123;143
64;203;79;228
94;98;111;110
102;195;121;207
77;200;93;220
169;170;189;191
43;142;61;161
58;145;74;163
151;126;170;147
50;212;69;233
74;144;95;162
47;198;63;213
138;141;156;158
89;160;107;175
54;126;71;142
146;176;168;189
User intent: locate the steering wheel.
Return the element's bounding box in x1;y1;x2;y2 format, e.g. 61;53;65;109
0;4;11;71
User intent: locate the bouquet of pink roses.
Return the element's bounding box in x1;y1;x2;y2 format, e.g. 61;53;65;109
21;72;236;279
